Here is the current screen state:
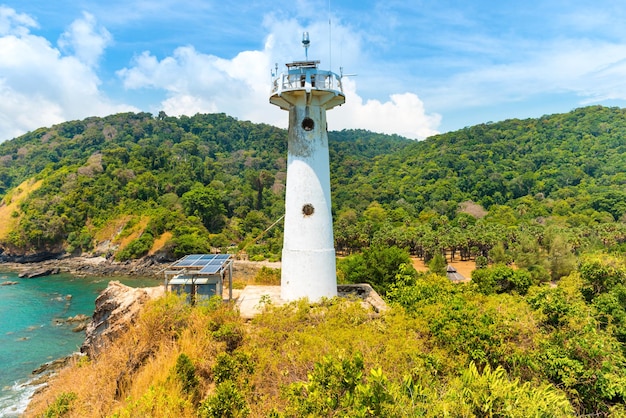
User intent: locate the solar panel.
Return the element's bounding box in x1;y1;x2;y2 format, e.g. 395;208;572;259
199;264;221;274
173;254;204;267
172;254;232;273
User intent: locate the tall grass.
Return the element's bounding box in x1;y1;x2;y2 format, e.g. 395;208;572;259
26;282;577;417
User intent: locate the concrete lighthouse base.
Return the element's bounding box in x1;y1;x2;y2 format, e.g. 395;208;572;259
236;283;387;320
280;248;337;302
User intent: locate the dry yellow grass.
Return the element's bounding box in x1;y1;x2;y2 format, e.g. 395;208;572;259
0;178;42;240
116;216;151;251
149;231;173;255
25;295;233;417
93;215;133;244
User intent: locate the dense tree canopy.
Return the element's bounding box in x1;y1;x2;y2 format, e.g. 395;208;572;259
0;106;625;262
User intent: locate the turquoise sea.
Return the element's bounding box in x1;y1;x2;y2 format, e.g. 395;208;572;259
0;269;160;416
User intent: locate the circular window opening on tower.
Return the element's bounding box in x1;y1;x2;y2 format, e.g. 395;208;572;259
302;203;315;216
301;117;315;131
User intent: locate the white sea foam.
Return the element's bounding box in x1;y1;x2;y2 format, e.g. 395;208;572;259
0;379;45;417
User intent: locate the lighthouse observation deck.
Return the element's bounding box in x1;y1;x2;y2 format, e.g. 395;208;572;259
270;60;345;111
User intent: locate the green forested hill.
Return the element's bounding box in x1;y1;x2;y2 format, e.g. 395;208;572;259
0;106;625;261
0;112;409;258
338;105;626;215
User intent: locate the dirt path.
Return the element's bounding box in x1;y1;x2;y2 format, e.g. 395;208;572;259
411;257;475;279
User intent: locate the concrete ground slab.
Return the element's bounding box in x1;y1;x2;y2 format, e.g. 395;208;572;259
235;283;387;319
235;285;284;319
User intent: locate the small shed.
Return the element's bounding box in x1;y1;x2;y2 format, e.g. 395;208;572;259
446;265;466;282
164;254;234;303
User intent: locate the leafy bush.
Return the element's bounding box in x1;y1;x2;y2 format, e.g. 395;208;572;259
281;353;395;417
168;231;209;258
387;266;455;314
174;353;199;397
444;362;574;417
211;322;244;352
66;227;94;253
527;273;626;414
337;246;416;295
471;264;533;295
427;252;447;276
42;392;77;418
212;351;255;384
198;380;250;418
579;258;626;300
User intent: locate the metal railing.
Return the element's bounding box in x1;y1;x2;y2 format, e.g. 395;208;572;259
271;69;343;95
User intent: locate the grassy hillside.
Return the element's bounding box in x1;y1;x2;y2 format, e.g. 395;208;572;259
25;254;626;417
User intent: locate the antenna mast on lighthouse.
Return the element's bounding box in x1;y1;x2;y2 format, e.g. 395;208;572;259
269;33;345;302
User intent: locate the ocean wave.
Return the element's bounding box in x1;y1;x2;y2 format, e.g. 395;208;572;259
0;378;45;417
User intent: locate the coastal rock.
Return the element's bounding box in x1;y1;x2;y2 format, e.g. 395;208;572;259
18;267;60;279
1;280;18;286
52;314;90;332
81;281;164;354
31;356;74;376
0;251;63;263
1;255;169;279
67;314;90;323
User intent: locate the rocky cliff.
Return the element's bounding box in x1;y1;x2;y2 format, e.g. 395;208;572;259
81;281;164;354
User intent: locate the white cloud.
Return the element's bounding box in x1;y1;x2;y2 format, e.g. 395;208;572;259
0;79;64;140
0;8;134;142
58;11;112;68
118;13;441;139
331;78;441;139
0;5;37;36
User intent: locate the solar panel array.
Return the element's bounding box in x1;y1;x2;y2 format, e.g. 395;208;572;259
173;254;232;275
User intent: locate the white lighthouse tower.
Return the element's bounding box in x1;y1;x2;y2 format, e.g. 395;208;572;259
270;33;345;302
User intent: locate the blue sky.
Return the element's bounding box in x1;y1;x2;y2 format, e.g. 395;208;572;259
2;1;626;142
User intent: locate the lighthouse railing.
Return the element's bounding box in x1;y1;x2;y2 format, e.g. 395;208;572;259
271;69;343;96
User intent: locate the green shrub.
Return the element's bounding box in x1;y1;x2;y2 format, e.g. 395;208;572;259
282;353;396;417
198;381;250;418
580;259;626;301
337;246;416;295
213;351;255;384
42;392;77;418
471;264;533;295
443;362;574;417
174;353;199;396
387;266;455;314
168;231;210;258
428;252;447;276
115;232;154;261
211;322;244;352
